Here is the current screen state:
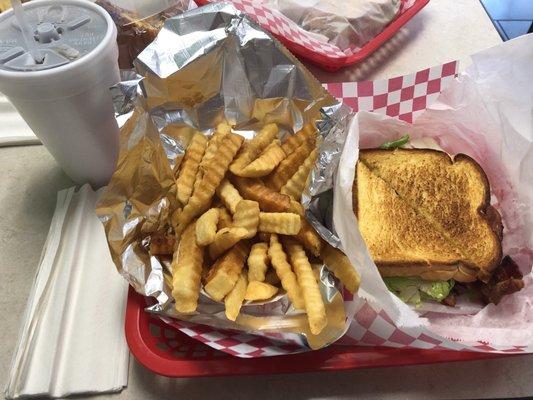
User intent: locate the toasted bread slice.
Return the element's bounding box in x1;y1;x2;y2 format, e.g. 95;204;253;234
355;161;473;281
355;148;502;282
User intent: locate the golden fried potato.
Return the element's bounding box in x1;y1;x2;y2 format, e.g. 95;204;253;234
258;212;301;235
281;123;317;155
216;121;232;135
216;178;242;214
284;238;327;335
280;149;318;201
175;133;243;236
320;243;361;294
244;281;278;301
295;218;323;257
247;242;269;282
196;208;219;246
224;272;248;321
208;227;248;259
150;231;175;255
200;125;229;169
164;272;173;291
231;176;290;212
172;222;204;313
176;133;208;206
288;199;305;216
268;234;304;309
190;168;203;203
237;140;286;178
264;142;311;191
217;207;233;230
230;123;278;175
287;195;323;257
204;241;250;301
233;200;260;239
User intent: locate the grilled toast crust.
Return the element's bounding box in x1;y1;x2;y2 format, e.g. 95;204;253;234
354;148;503;282
355;161;468;277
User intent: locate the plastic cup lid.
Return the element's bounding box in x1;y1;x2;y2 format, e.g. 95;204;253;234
0;1;109;71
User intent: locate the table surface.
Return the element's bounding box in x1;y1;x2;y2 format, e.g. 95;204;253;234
2;1;532;399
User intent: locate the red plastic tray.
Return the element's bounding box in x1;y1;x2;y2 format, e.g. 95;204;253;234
126;288;506;377
194;0;430;71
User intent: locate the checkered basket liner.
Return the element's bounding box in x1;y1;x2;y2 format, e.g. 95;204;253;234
323;61;458;122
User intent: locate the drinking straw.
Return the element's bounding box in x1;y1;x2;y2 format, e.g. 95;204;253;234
11;0;44;63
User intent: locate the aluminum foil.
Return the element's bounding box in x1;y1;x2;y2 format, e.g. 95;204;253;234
97;3;357;350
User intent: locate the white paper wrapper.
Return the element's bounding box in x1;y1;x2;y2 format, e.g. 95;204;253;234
263;0;401;50
336;35;533;352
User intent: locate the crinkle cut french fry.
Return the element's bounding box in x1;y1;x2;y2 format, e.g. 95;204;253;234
268;234;304;309
216;121;232;135
233;200;260;239
201;125;230;169
288;199;304;216
175;133;243;237
185;127;229;206
225;272;248;321
237;140;286;178
172;222;204;313
320;243;361;294
295;218;323;257
204;241;250;301
281;123;317;155
196;208;219;246
280;149;318;201
216;178;243;214
208;227;248;260
150;231;175;255
164;272;173;291
264;142;310;191
284;239;327;335
176;133;208;206
247;242;269;282
287;199;320;255
231;176;290;212
244;281;278;301
190;168;203;203
217;207;233;230
258;212;301;235
230;123;278;175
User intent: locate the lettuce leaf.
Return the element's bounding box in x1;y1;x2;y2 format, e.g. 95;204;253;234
378;134;410;149
383;277;454;305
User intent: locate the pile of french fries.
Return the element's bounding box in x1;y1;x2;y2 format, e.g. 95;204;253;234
151;122;360;335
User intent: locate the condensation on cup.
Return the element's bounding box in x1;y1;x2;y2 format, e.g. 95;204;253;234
0;0;121;188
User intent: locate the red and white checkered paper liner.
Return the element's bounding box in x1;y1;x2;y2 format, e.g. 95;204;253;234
199;0;415;59
161;61;533;357
323;61;459;122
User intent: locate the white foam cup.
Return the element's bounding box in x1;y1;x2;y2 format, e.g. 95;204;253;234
0;0;121;187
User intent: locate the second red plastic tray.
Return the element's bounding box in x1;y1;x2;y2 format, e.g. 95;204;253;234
194;0;430;71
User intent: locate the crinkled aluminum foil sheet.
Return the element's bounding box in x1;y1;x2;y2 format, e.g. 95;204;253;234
97;3;356;350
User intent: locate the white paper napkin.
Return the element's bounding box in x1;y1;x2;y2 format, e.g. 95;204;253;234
5;185;129;399
0;94;40;147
